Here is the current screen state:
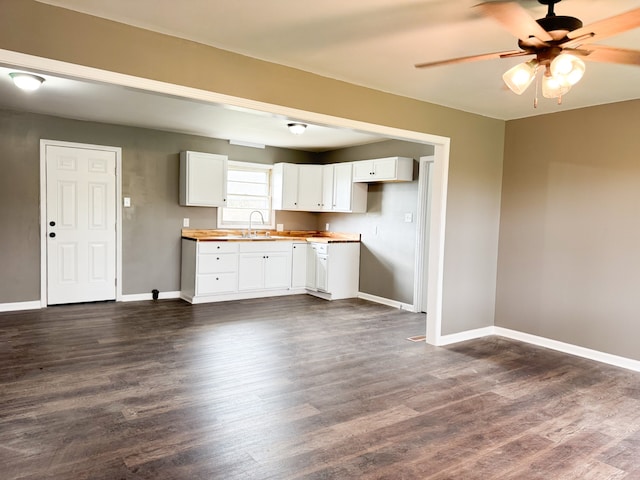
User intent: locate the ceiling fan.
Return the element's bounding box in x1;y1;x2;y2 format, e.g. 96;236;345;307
415;0;640;103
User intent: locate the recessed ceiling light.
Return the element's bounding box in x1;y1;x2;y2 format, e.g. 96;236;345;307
9;72;46;91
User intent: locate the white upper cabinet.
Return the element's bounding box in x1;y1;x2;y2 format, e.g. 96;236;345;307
297;165;324;211
352;156;413;183
332;162;367;213
322;165;335;212
179;151;228;207
272;163;300;210
274;162;367;213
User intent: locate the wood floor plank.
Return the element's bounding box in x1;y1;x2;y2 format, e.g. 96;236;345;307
2;296;640;479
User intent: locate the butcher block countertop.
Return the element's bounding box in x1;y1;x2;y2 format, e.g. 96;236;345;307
181;229;360;243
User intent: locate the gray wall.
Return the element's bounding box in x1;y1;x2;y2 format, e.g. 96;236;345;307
496;100;640;361
318;140;435;305
0;108;316;301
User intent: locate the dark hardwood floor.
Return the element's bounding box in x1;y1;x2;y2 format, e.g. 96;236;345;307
2;295;640;479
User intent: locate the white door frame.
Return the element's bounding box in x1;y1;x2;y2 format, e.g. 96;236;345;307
414;156;434;314
5;49;448;345
40;139;123;307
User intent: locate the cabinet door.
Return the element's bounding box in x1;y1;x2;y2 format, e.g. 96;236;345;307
332;163;353;211
180;151;227;206
306;245;317;289
297;165;323;211
238;253;265;291
264;253;291;289
352;160;375;181
272;163;299;210
322;165;334;211
291;243;308;288
316;255;329;292
371;157;398;180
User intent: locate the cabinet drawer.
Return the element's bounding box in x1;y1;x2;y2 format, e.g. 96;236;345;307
198;253;237;274
199;242;239;254
310;242;328;255
196;273;238;294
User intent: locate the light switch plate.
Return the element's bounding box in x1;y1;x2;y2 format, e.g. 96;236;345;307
404;213;413;223
123;196;131;207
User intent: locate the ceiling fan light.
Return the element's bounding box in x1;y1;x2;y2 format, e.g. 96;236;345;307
502;59;538;95
550;54;585;86
542;74;571;99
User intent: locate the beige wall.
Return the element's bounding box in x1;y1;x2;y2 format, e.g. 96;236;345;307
0;0;505;336
496;100;640;360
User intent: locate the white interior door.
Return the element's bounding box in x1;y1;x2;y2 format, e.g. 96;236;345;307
46;145;117;305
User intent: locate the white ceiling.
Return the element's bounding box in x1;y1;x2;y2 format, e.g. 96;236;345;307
2;0;639;150
0;65;384;152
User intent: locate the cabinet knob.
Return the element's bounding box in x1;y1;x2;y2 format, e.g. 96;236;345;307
216;257;220;260
217;245;221;249
49;232;56;238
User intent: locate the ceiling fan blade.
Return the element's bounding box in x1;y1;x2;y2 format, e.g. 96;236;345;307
569;45;640;66
567;7;640;44
415;50;527;69
475;1;553;43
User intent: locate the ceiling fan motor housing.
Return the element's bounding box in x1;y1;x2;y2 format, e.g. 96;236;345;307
537;15;583;36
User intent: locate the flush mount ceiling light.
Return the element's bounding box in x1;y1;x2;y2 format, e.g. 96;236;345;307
287;123;307;135
9;72;46;91
415;0;640;107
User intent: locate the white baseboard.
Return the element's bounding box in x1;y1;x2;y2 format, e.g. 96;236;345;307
0;300;42;312
357;292;416;312
437;325;640;373
121;291;181;302
494;327;640;373
437;326;495;346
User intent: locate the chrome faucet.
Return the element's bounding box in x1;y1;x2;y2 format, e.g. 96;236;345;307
248;210;265;238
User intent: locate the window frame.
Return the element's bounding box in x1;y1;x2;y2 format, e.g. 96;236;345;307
217;160;275;230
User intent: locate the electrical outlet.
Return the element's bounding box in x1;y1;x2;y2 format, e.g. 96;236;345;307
183;218;190;227
326;223;330;231
123;196;131;207
404;213;413;223
276;224;284;232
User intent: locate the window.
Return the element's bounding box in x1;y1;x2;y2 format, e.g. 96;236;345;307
217;161;274;229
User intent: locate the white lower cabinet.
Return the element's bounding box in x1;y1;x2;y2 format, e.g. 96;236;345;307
181;240;239;301
181;239;295;303
306;242;360;300
181;239;359;304
238;242;292;291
